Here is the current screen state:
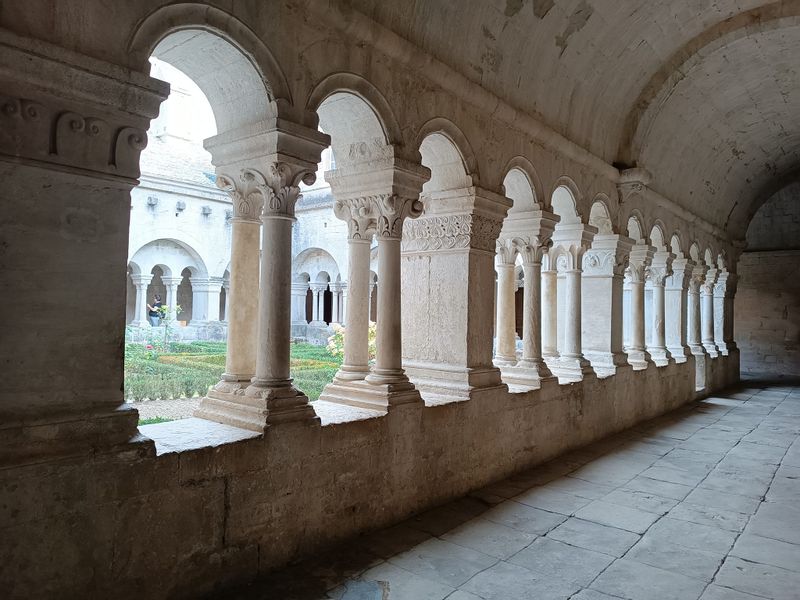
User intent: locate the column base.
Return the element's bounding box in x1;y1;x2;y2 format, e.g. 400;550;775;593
648;347;672;367
626;348;652;370
667;346;691;364
501;361;557;388
333;364;371;382
404;361;504;402
703;342;720;358
319;378;421;411
493;354;518;367
309;321;328;327
583;352;629;378
195;380;318;432
550;355;594;382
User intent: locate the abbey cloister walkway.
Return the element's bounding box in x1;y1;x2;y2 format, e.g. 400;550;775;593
229;382;800;600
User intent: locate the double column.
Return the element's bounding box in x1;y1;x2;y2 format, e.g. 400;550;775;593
130;274;153;327
196;121;330;431
702;266;720;358
714;269;737;356
161;276;182;322
497;210;559;386
665;257;693;363
646;251;673;366
625;243;655;369
320;155;429;410
309;283;328;325
494;239;518;365
549;223;596;381
687;262;708;356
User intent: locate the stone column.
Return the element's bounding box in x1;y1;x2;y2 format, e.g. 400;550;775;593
722;272;738;355
714;269;734;356
494;239;518;366
222;280;230;322
702;267;720;358
665;257;692;363
541;251;559;365
368;282;376;321
341;283;348;323
401;186;509;400
309;283;326;325
646;252;673;366
190;277;222;323
329;283;340;324
130;274;153;327
581;234;634;376
550;223;596;380
161;276;182;322
625;243;655;368
687;263;707;356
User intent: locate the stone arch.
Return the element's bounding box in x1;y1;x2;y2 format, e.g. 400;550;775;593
502;167;538;215
625;211;646;243
127;4;285;134
306;73;402;148
551;182;581;224
416;118;478;192
502;156;544;209
589;196;614;235
670;233;685;258
130;238;208;279
315;91;390;169
689;242;702;263
704;247;716;268
649;222;668;251
293;247;340;282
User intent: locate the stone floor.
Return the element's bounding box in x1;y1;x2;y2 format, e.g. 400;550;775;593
223;383;800;600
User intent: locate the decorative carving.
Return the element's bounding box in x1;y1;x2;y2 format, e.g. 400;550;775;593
582;248;625;276
515;236;551;265
625;261;648;283
0;95;147;179
333;196;378;240
403;213;503;252
645;265;670;286
374;194;424;240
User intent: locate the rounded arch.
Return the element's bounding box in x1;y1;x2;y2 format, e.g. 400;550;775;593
127;4;286;133
626;211;646;243
704;247;716;268
670;232;685;257
130;238;208;279
648;221;667;251
502;168;538;215
551;179;582;224
502;156;544;209
293;247;340;282
589;195;614;234
314;271;332;284
416;118;478;192
689;241;702;262
306;73;402;147
128;260;142;276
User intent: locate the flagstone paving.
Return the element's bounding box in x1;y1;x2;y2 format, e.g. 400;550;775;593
228;383;800;599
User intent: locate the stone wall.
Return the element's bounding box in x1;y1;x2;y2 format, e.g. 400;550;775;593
735;251;800;378
1;356;743;599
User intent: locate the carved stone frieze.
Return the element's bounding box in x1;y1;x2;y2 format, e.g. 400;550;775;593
0;95;148;180
403;213;503;252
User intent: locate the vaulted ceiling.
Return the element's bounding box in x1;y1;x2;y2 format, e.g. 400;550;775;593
347;0;800;238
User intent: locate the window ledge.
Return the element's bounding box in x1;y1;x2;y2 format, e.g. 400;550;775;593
139;417;261;455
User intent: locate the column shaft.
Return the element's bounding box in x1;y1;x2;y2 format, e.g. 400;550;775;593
223;220;259;381
366;237;405;384
688;289;702;350
495;263;517;364
337;239;372;381
631;281;646;352
563;270;582;357
652;284;666;351
541;268;559;357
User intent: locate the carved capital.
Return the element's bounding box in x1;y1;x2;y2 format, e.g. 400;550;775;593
646;265;670;286
217;162;316;221
515;236;551;265
583;248;626;276
403;212;503;253
373;194;424;239
334;196;377;240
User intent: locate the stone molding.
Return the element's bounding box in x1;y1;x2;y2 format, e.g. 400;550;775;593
626;244;656;283
403;212;503;253
0;95;150;180
551;224;597;272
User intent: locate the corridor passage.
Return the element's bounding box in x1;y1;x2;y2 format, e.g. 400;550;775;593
234;383;800;600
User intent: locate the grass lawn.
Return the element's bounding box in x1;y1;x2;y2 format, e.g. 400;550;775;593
125;341;342;424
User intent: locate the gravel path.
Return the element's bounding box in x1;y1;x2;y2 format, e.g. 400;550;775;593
132;397;201;421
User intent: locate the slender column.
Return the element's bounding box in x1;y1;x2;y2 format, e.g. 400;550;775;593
665;258;692;363
130;274;153;327
722;272;738;354
702;267;719;357
333;201;374;382
341;283;348;323
161;276;182;322
331;284;341;323
581;235;633;376
222;280;230;322
190;277;222;322
713;270;733;356
687;263;707;355
495;241;517;365
563;269;582;357
515;238;553;379
368;282;376;321
626;243;655;368
309;283;326;325
365;194;424;394
290;282;309;324
541;253;559;360
646;252;672;366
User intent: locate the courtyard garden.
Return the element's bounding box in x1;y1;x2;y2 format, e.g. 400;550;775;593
125;340;342;425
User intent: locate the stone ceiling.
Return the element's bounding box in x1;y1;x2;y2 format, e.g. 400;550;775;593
347;0;800;238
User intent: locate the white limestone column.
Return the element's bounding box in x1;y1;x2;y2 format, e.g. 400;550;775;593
336;235;373;381
687;265;706;355
330;284;340;324
161;276;182;322
189;277;210;322
368;282;376;321
646;255;672;366
517;258;551;377
713;270;731;355
495;259;518;365
341;283;348;324
563;269;583;359
222;280;230;322
702;268;719;357
541;255;559;360
130;274;152;327
625;244;654;368
665;258;692;363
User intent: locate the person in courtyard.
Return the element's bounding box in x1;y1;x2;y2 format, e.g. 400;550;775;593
147;294;162;327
